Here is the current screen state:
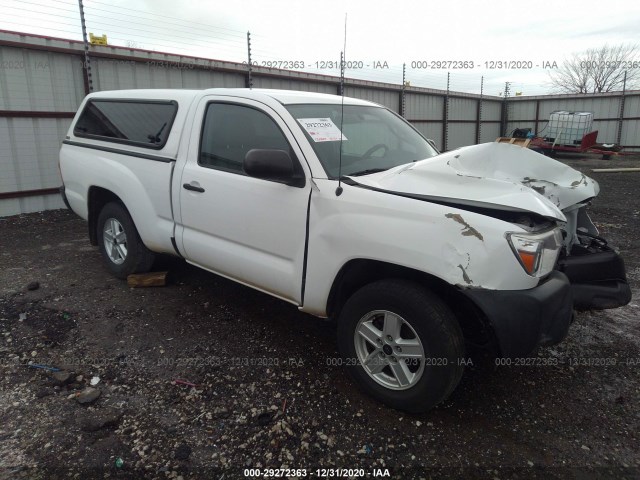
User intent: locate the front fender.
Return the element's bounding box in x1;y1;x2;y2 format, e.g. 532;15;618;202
301;180;538;316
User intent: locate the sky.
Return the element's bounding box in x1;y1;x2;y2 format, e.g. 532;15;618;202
1;0;639;95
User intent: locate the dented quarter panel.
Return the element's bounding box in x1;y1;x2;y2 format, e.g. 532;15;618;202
301;179;539;317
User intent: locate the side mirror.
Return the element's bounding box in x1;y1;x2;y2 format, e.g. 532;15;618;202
244;149;305;187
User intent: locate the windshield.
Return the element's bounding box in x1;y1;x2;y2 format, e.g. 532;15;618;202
286;104;438;178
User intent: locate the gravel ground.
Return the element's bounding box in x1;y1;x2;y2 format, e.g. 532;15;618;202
0;155;639;480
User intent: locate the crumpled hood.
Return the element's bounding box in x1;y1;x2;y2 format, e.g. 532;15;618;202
349;142;599;222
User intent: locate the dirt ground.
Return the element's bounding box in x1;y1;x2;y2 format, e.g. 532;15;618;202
0;155;639;480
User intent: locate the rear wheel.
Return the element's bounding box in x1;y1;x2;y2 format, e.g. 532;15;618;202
97;202;155;279
337;279;465;412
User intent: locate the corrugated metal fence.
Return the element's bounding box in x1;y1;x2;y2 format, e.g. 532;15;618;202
1;30;638;216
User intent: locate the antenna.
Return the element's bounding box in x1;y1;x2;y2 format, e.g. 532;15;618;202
335;13;347;197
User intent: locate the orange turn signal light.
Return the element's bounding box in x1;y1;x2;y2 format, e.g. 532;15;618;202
517;251;538;274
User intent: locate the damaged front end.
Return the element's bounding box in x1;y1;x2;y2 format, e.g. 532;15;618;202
508;199;632;310
445;143;632;311
556;203;631;310
446;143;632;311
351;142;631;311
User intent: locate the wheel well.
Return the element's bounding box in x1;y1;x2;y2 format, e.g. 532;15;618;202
327;259;498;352
88;187;124;245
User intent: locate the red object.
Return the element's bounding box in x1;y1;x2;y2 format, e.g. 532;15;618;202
579;131;598;150
528;131;626;158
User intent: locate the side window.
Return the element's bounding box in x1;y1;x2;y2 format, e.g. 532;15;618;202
199;103;293;174
74;100;177;149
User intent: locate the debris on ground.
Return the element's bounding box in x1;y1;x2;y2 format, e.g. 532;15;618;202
74;387;101;405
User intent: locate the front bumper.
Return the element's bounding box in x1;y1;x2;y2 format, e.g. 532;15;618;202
557;247;632;310
461;271;573;358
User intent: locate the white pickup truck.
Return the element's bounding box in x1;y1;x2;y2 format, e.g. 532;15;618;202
59;88;631;412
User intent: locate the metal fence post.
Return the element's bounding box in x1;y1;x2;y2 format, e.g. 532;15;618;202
617;70;627;145
400;63;406;117
443;72;450;151
246;31;253;89
476;76;483;143
501;81;511;136
77;0;93;93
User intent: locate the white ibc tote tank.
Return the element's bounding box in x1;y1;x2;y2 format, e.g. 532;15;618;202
546;111;594;146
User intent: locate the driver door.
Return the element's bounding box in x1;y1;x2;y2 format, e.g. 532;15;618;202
177;97;311;304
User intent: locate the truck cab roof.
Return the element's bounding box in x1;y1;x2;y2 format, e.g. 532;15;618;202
85;88;378;107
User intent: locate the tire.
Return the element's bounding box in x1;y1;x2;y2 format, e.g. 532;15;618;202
337;279;465;413
96;202;155;279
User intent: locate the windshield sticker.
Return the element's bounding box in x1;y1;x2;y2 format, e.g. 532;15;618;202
297;118;347;142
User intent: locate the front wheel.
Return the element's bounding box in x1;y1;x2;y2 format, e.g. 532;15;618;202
337;279;465;412
97;202;155;279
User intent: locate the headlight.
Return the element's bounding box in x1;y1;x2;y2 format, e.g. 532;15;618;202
506;228;563;277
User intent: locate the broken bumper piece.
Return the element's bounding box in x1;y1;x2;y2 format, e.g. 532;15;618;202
557;248;632;310
461;271;573;358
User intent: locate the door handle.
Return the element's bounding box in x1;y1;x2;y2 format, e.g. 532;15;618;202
183;183;205;193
